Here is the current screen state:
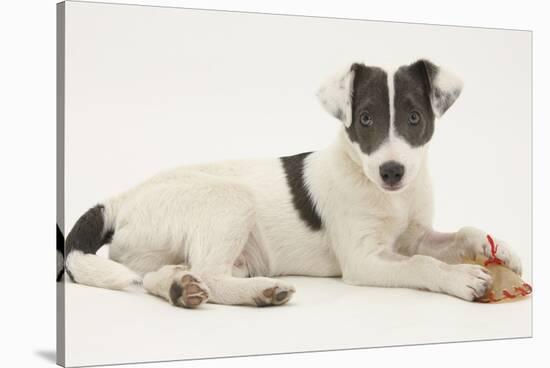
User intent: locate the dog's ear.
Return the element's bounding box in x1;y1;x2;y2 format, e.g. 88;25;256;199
316;64;356;127
418;59;463;118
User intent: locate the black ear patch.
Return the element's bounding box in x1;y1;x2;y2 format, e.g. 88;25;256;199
392;60;462;147
346;64;390;155
393;61;436;147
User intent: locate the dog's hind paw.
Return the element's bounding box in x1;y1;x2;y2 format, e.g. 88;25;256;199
169;272;210;308
253;284;296;307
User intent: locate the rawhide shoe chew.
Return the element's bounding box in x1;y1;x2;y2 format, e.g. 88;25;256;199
464;235;531;303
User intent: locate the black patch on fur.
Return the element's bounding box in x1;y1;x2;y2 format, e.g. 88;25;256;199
56;225;65;282
102;228;114;245
393;60;436;147
169;281;183;305
347;64;390;155
65;268;75;282
280;152;323;231
65;204;113;255
57;225;64;255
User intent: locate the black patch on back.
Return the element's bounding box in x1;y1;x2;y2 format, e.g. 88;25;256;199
65;204;113;255
347;63;390;154
280;152;323;231
393;60;436;146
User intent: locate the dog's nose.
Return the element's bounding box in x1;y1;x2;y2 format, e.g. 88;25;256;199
379;161;405;186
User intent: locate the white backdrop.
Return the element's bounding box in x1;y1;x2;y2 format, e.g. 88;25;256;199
1;1;547;368
61;2;533;366
65;1;531;271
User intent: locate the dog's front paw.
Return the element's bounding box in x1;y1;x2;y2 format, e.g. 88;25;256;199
485;237;522;275
458;227;522;275
443;263;493;301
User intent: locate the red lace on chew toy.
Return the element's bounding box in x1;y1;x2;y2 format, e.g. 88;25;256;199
483;234;532;302
484;234;504;266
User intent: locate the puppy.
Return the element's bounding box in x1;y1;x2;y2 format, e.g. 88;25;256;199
62;59;522;308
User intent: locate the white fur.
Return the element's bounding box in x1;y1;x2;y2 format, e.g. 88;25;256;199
359;138;429;192
433;67;463;97
431;67;464;117
387;68;396;126
316;66;354;127
66;250;141;290
66;62;519;306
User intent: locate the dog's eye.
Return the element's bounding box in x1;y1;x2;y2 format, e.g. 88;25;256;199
408;111;421;125
359;112;374;127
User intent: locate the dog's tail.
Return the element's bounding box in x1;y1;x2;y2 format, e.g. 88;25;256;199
65;201;141;290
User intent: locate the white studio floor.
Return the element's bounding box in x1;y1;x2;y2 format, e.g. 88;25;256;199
63;275;532;367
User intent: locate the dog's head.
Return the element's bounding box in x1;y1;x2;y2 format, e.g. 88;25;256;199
317;59;462;192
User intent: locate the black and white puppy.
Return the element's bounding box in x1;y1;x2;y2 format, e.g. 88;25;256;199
63;59;522;308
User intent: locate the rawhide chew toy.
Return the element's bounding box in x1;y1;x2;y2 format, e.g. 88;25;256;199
465;235;531;303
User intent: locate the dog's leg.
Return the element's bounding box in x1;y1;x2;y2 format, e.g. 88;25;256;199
199;275;296;307
396;224;522;274
143;265;210;308
190;222;296;307
177;182;295;307
144;264;295;307
341;247;492;301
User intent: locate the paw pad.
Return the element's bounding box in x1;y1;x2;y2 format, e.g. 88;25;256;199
169;273;209;309
255;286;295;307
